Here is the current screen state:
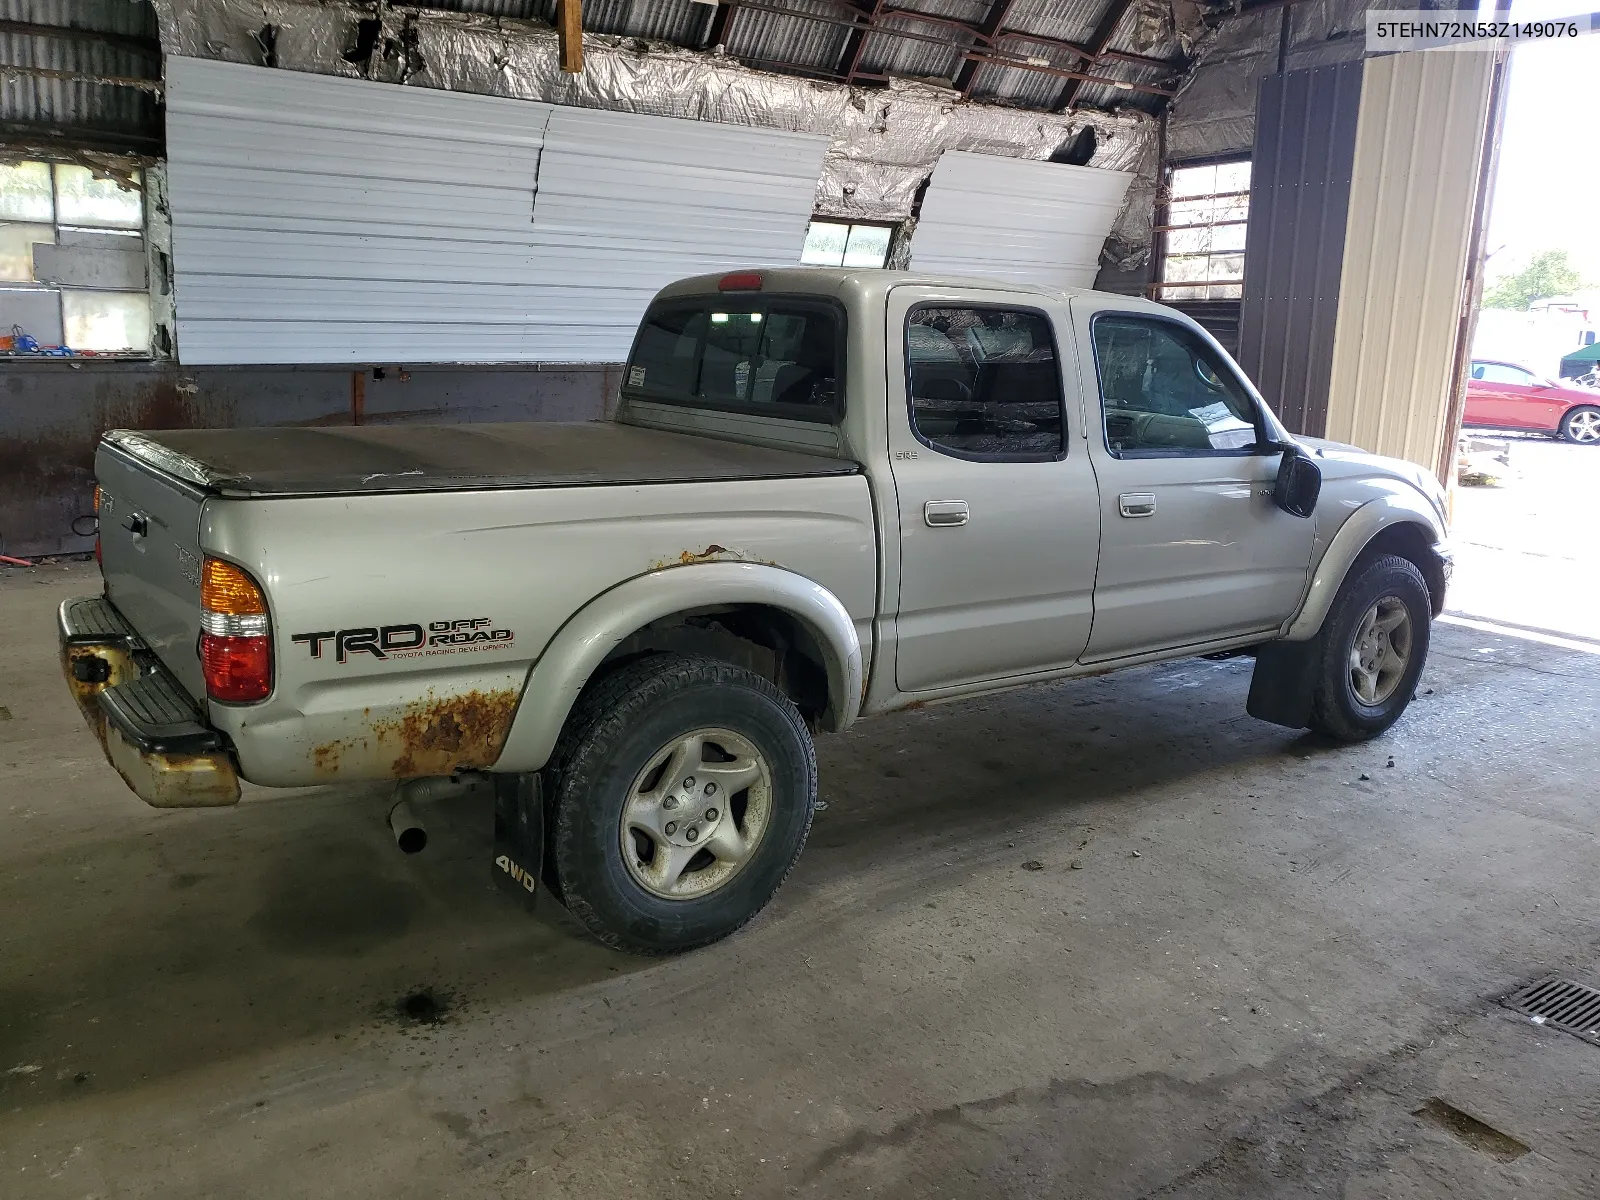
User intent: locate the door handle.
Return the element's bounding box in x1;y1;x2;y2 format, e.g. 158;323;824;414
1118;492;1157;518
924;500;969;528
123;514;149;537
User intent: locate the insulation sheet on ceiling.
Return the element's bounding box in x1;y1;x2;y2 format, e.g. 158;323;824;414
164;57;830;364
909;152;1134;291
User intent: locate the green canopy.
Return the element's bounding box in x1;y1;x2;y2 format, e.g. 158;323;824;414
1559;343;1600;377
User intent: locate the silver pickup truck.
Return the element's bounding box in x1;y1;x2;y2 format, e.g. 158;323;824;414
62;268;1451;953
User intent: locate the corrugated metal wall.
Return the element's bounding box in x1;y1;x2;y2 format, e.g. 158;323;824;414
0;0;161;155
164;57;828;365
909;151;1132;290
1323;51;1495;470
1236;60;1364;435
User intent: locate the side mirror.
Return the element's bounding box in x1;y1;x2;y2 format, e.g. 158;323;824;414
1273;447;1321;518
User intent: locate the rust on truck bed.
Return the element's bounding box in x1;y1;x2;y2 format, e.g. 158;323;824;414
312;688;520;779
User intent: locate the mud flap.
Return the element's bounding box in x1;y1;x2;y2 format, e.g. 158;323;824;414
1246;638;1322;730
492;773;543;912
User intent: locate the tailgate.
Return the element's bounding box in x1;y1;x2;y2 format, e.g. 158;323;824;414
95;441;209;701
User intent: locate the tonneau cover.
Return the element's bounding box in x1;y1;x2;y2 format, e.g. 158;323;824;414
101;421;858;498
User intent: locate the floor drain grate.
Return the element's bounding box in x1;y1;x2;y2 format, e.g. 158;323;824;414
1502;977;1600;1042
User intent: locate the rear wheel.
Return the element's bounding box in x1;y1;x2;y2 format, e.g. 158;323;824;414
1560;406;1600;444
1309;554;1431;742
546;654;816;955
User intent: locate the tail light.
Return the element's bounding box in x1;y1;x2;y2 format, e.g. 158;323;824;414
200;557;272;703
93;486;101;566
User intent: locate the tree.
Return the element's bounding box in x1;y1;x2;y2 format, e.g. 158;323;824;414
1482;249;1585;310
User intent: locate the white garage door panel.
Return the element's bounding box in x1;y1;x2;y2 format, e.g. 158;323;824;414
165;57;829;365
528;108;830;359
910;152;1133;291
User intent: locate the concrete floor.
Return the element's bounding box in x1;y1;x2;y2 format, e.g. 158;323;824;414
2;558;1599;1199
1451;437;1600;641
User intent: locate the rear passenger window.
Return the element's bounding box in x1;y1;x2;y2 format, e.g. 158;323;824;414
905;306;1065;460
625;300;842;422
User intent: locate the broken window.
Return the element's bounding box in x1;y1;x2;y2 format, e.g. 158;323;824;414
0;160;151;355
800;219;894;269
1154;160;1251;302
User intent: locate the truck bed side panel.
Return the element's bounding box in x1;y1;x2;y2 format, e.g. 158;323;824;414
200;473;876;787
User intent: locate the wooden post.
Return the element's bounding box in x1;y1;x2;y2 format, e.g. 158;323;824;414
351;369;365;425
558;0;583;74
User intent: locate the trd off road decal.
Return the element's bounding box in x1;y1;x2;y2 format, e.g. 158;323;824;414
292;617;514;663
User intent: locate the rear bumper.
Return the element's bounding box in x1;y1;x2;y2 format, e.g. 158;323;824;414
59;596;240;808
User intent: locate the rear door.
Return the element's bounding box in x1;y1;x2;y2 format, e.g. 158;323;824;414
1069;299;1316;661
886;286;1100;692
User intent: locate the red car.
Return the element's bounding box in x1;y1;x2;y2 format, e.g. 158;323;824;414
1465;360;1600;443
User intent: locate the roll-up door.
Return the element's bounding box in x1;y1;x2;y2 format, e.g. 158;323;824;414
910;151;1133;291
164;58;830;365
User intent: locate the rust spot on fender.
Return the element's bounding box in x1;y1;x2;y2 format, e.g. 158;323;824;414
312;740;345;775
309;689;519;780
376;688;519;779
647;544;781;572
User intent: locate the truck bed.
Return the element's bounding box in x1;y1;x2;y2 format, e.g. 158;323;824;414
103;421;858;499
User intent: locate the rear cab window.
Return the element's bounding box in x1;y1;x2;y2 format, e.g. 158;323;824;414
624;296;844;423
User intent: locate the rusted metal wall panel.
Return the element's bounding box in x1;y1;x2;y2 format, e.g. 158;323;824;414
1323;50;1495;470
0;363;613;557
1235;59;1363;436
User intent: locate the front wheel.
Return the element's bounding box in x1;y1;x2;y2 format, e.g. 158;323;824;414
1559;405;1600;444
1309;554;1431;742
546;654;817;955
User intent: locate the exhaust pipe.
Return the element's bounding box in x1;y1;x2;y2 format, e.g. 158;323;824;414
385;775;481;854
388;798;427;854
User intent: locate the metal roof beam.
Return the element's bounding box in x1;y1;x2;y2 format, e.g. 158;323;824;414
0;19;160;58
953;0;1015;95
1054;0;1136;111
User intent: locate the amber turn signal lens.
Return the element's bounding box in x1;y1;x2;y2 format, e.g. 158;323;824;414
202;558;267;615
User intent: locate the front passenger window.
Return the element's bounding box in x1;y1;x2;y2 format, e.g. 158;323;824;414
1091;315;1262;455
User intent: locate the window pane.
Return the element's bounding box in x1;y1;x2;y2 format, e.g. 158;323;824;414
1093;315;1259;455
0;286;63;346
1214;161;1252;193
1169;164;1217;199
907;306;1063;460
627;307;707;398
55;165;142;229
624;302;840;420
800;220;848;267
0;161;53;222
841;224;891;268
0;222;55;281
63;289;151;352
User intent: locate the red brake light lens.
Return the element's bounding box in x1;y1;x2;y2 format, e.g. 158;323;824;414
200;635;273;703
199;557;272;702
718;272;763;292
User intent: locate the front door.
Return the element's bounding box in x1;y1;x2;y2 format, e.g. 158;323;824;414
1069;300;1317;662
887;287;1101;693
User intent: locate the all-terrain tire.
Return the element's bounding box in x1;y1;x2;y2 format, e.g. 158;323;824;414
545;653;816;955
1308;554;1431;743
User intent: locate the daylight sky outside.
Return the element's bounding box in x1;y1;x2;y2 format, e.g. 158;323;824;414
1483;0;1600;287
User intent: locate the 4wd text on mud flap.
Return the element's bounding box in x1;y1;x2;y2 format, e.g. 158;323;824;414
293;618;515;663
495;854;537;893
